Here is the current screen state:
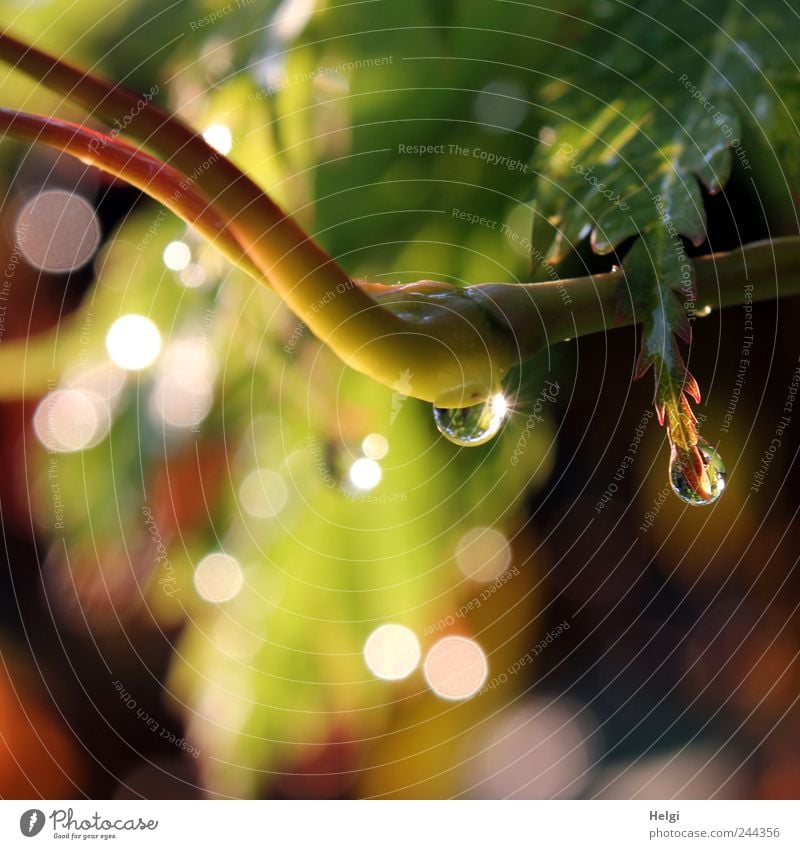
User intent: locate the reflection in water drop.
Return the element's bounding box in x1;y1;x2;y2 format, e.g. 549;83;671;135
433;393;508;447
669;439;727;505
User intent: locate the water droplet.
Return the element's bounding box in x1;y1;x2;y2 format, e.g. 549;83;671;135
669;438;727;505
433;392;508;447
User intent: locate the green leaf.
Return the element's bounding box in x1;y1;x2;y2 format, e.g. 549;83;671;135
527;0;800;483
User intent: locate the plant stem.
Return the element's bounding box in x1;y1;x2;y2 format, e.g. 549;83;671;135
0;32;383;339
0;32;427;392
0;109;263;278
0;107;515;405
0;30;292;258
3;237;798;401
1;33;798;406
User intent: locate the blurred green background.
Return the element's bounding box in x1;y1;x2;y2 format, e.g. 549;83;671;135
0;0;798;800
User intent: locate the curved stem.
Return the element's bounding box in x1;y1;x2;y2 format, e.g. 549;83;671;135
0;108;515;405
0;31;385;341
0;30;299;264
0;31;421;390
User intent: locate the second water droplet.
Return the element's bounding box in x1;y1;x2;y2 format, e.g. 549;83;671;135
670;438;727;505
433;392;508;447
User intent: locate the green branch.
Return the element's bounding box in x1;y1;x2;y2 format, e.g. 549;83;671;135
0;109;516;406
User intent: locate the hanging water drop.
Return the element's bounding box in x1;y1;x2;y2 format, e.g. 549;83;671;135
669;438;727;505
433;392;508;447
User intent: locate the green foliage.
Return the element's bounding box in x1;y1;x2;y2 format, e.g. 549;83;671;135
527;0;800;464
